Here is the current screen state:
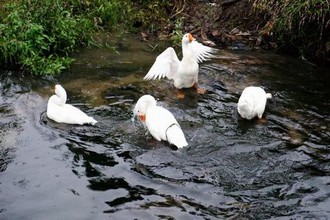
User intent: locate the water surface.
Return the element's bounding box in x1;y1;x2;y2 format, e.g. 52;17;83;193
0;36;329;219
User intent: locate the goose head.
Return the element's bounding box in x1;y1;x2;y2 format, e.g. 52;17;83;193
182;33;195;44
133;95;157;122
54;84;67;105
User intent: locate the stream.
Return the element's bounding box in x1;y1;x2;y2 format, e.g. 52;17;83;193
0;36;329;219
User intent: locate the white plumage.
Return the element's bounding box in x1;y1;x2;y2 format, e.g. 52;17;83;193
47;84;97;125
133;95;188;148
144;33;218;90
237;86;272;120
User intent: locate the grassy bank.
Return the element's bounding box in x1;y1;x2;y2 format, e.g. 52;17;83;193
0;0;131;75
0;0;177;75
0;0;328;76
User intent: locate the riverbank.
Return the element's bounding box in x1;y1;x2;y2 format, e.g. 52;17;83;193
136;0;329;65
0;0;328;76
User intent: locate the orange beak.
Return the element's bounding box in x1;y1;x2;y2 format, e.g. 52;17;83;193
138;114;146;122
188;33;195;42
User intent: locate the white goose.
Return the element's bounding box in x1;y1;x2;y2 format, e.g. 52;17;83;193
133;95;188;148
237;86;272;120
47;84;97;125
144;33;218;98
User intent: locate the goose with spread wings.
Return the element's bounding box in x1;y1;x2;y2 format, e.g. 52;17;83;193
144;33;218;98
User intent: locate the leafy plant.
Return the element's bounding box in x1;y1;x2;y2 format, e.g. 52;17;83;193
0;1;92;75
0;0;132;75
171;17;184;46
65;0;132;30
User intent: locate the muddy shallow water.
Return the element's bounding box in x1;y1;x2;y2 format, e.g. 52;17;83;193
0;36;329;219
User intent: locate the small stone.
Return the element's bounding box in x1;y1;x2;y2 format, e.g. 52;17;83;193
326;41;330;52
211;30;220;36
230;28;240;35
236;31;251;36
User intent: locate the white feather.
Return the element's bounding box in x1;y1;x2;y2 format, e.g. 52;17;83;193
133;95;188;148
144;47;179;80
189;40;218;63
143;33;218;89
47;85;97;125
237;86;272;120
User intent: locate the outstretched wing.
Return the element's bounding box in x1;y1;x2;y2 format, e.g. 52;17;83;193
144;47;180;80
189;40;219;63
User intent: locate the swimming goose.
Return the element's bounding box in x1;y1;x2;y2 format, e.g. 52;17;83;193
133;95;188;148
143;33;218;98
237;86;272;120
47;84;97;125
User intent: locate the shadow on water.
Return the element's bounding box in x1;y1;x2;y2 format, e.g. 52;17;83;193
0;36;329;219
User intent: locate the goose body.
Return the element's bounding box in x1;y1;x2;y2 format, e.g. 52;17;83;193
133;95;188;148
144;33;218;90
47;85;97;125
237;86;272;120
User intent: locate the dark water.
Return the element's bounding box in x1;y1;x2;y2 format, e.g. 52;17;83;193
1;36;329;219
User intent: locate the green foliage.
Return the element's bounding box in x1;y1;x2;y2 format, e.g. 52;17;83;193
0;1;91;75
0;0;184;75
253;0;330;60
171;17;184;46
65;0;131;30
0;0;131;76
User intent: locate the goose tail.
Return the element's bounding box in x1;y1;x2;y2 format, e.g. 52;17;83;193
266;93;272;99
166;124;188;148
87;117;97;125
